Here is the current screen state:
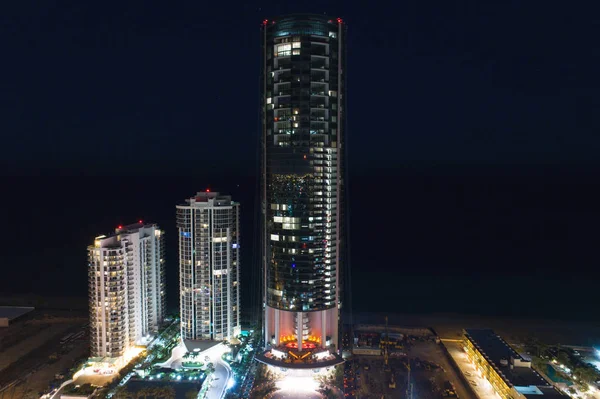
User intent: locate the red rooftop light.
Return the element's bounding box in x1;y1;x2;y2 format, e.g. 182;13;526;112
206;188;210;193
337;17;343;24
263;19;268;25
138;220;143;224
118;225;123;229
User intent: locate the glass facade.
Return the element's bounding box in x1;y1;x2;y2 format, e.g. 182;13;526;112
262;14;347;354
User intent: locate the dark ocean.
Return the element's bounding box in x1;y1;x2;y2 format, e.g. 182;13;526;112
1;165;598;322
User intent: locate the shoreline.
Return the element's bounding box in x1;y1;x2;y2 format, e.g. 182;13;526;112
353;312;600;346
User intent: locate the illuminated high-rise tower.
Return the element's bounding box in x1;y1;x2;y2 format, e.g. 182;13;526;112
259;15;347;367
176;191;241;344
88;222;165;361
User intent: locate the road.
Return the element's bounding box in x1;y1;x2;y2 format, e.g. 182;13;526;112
45;379;73;399
205;358;231;399
166;342;231;399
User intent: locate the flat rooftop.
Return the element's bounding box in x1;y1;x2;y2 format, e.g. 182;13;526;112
531;386;569;399
0;306;34;320
464;329;550;387
465;329;567;399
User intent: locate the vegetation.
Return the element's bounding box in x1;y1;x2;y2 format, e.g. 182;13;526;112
525;337;549;359
573;366;598;385
249;364;278;399
103;352;146;393
579;384;589;392
526;338;600;394
114;386;176;399
532;356;547;372
63;383;96;396
318;385;338;399
249;382;278;399
181;361;204;368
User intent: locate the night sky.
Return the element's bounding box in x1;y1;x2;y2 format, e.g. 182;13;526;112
1;2;598;320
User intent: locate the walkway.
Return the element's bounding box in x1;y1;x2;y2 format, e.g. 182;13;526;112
161;341;231;399
443;340;497;399
205;358;231;399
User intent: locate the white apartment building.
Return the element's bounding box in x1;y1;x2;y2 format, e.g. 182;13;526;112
88;222;165;359
176;191;241;343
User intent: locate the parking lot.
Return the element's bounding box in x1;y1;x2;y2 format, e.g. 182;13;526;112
353;340;474;399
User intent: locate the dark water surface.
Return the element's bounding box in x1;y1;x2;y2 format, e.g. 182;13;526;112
0;166;597;323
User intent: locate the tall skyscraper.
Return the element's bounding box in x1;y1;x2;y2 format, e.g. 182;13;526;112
88;222;165;361
176;191;241;344
259;15;347;368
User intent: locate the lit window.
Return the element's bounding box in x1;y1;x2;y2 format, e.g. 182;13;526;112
266;97;272;104
328;90;337;97
275;43;292;57
294;123;298;128
292;42;301;49
270;234;280;241
292;49;300;55
329;32;337;38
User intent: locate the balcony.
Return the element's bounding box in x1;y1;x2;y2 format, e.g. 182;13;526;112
273;77;292;87
310;48;328;57
274;76;292;83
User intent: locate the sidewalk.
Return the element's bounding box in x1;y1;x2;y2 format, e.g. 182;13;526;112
442;340;498;399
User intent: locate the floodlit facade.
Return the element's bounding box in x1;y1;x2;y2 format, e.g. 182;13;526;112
259;14;347;368
176;191;241;343
463;329;566;399
88;222;166;359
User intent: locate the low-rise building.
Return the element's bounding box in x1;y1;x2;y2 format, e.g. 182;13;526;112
0;306;34;327
463;329;567;399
